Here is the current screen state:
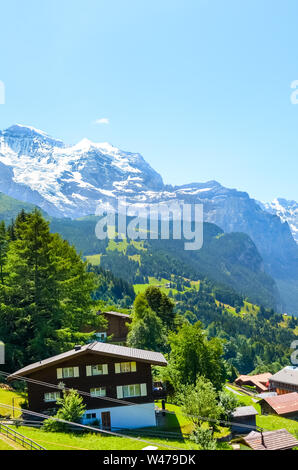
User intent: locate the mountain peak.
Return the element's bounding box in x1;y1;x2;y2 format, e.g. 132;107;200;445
3;124;64;147
70;138;120;155
6;124;50;137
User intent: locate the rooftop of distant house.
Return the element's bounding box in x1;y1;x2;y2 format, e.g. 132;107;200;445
270;366;298;386
97;310;131;319
242;428;298;451
260;392;298;415
235;372;272;392
232;406;259;418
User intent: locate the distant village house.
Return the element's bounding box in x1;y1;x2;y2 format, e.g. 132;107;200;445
260;392;298;419
269;366;298;395
235;373;272;393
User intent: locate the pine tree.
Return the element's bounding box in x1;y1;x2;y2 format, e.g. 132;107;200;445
0;210;103;370
0;221;8;285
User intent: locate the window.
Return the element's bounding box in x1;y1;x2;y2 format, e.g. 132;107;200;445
44;392;60;402
115;362;137;374
86;364;108;376
116;383;147;399
86;413;97;420
123;384;141;398
90;387;106;398
57;367;79;379
95;332;107;342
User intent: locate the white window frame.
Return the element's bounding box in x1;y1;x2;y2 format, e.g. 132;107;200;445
57;366;79;379
90;387;106;398
115;362;137;374
86;364;108;376
44;392;61;402
116;383;147;399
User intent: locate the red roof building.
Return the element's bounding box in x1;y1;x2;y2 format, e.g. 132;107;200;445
260;392;298;418
235;373;272;393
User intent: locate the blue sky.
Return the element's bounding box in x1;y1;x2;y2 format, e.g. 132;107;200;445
1;0;298;202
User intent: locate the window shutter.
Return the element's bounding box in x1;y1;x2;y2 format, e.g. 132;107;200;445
86;366;92;377
131;362;137;372
115;363;121;374
74;367;80;377
117;386;123;399
141;383;147;397
103;364;108;375
57;368;63;379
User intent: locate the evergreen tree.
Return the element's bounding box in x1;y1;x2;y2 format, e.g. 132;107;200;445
43;389;86;432
144;286;175;328
127;292;166;351
0;221;8;284
0;210;104;370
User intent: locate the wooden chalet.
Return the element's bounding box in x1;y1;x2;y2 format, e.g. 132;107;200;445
8;342;167;430
96;310;131;345
269;367;298;395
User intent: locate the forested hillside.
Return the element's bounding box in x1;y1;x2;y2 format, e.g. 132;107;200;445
0;209;297;381
51;217;279;310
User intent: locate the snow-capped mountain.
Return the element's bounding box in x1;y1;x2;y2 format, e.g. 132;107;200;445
0;124;164;218
1;124;298;313
259;198;298;244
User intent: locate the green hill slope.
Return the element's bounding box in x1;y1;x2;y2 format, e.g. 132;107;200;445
50;217;279;310
0;192;45;223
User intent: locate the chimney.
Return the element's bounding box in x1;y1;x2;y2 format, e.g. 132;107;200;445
74;345;81;351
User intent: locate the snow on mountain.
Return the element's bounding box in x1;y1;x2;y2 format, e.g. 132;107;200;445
0;124;164;217
1;124;298;313
259;198;298;243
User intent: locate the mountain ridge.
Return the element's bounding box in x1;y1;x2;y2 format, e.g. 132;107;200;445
1;124;298;313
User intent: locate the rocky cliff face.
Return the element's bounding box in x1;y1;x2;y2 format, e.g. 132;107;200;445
259;198;298;244
1;124;298;313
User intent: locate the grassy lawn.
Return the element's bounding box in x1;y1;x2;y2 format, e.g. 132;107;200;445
107;240;147;254
257;414;298;435
215;300;259;317
85;254;101;266
6;398;231;450
134;277;174;295
0;388;24;418
155;401;194;434
10;426;200;450
0;438;15;450
154;401;231;449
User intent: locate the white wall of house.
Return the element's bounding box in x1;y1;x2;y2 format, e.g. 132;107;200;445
82;402;156;429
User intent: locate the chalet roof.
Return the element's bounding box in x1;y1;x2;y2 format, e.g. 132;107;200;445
235;372;272;392
270;367;298;387
232;406;258;418
100;310;131;319
236;372;272;384
242;429;298;451
8;342;167;380
261;392;298;415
